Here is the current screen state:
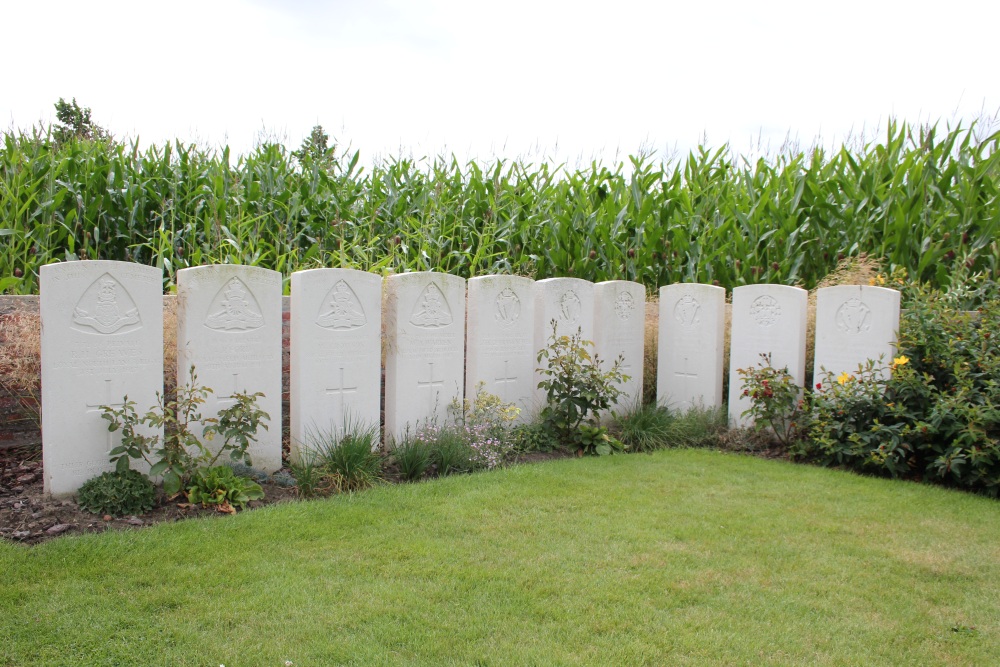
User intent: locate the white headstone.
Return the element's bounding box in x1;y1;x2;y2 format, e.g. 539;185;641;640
466;275;536;422
728;284;808;427
290;268;382;461
533;278;595;410
176;265;282;471
41;261;163;496
384;272;466;444
594;280;646;415
658;283;726;412
813;285;901;386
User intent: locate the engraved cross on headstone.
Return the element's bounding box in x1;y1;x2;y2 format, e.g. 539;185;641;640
616;355;634;402
325;366;358;422
675;355;698;382
86;378;125;449
417;362;444;413
217;372;241;408
494;360;518;401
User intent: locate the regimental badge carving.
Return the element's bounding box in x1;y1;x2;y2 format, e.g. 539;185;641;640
494;287;520;327
72;273;142;335
673;295;701;328
835;298;871;335
558;290;582;324
204;277;264;331
410;282;453;328
316;280;367;330
614;292;635;321
749;294;781;327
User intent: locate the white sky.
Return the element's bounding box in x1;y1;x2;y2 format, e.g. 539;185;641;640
3;0;998;167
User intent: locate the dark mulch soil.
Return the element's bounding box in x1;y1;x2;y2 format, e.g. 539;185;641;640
1;445;576;547
0;445;296;547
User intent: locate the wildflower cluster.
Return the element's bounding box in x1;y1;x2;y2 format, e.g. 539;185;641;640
448;386;520;470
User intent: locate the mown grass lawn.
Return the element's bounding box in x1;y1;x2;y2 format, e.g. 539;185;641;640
2;450;998;666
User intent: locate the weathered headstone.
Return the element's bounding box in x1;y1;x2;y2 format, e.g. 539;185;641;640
41;261;163;496
290;268;382;461
176;265;282;471
384;272;466;444
728;284;807;426
533;278;596;411
658;283;726;411
594;280;646;415
813;285;901;386
466;275;536;422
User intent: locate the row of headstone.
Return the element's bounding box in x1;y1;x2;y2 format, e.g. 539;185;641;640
39;260;900;496
656;283;900;425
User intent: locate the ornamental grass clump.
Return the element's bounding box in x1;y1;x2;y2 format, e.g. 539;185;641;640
613;402;728;452
300;420;383;494
390;436;433;482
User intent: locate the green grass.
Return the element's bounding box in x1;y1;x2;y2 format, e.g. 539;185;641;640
2;450;999;665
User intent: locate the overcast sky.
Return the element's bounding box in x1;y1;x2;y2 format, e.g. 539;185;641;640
3;0;997;166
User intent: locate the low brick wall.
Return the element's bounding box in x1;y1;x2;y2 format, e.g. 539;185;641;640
0;296;41;449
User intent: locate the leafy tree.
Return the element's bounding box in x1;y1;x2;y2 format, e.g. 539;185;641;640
294;124;337;170
52;97;110;144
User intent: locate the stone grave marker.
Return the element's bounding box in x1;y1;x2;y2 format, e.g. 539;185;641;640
384;272;466;444
533;278;595;410
814;285;900;386
657;283;726;412
290;268;382;461
728;284;807;427
594;280;646;415
466;275;536;422
176;265;282;471
41;261;163;496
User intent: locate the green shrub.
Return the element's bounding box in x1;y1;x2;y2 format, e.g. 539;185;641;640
510;421;562;453
101;367;270;495
735;352;804;448
186;465;264;512
77;469;157;517
536;323;627;455
791;271;1000;495
797;359;912;474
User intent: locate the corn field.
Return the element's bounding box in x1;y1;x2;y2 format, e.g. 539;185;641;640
1;122;998;295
